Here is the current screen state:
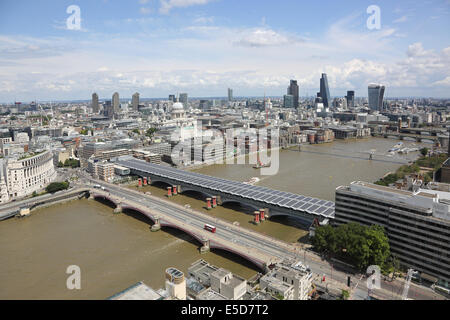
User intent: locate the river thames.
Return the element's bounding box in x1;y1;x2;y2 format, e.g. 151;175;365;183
0;138;429;299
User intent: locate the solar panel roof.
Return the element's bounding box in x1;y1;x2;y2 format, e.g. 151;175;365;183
117;158;335;219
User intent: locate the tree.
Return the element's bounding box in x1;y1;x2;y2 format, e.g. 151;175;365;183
312;223;391;272
45;181;69;193
132;129;140;135
341;290;350;300
146;127;158;138
420;147;428;157
57;161;64;168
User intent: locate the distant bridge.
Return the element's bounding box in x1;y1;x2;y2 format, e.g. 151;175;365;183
116;157;335;225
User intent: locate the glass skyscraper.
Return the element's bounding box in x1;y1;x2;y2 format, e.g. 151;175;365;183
345;90;355;109
287;80;299;108
319;73;331;109
368;84;385;111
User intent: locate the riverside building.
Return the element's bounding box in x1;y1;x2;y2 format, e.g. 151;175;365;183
0;150;57;202
335;181;450;288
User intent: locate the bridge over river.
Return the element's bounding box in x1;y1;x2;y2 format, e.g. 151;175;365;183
116;157;335;225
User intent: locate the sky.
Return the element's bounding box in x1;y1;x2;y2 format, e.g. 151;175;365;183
0;0;450;102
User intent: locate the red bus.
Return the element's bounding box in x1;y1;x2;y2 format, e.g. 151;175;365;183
204;224;216;233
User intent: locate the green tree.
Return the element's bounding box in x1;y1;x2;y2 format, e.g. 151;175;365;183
341;290;350;300
312;223;391;272
132;129;140;135
57;161;64;168
146;127;158;138
420;147;429;157
45;181;69;193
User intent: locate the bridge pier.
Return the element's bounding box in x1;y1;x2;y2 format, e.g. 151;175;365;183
88;193;95;200
172;186;178;196
200;238;210;254
206;198;212;210
143;177;148;186
253;211;260;225
114;204;122;214
167;187;172;197
147;176;151;185
151;216;161;232
259;208;265;221
212;196;217;208
138;178;142;188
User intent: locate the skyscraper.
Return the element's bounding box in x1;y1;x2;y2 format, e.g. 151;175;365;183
132;92;139;112
169;95;176;102
283;95;294;108
228;88;233;102
345;91;355;109
92;93;99;113
287;80;299;108
368;84;385;111
112;92;120;113
319;73;331;109
179;93;188;107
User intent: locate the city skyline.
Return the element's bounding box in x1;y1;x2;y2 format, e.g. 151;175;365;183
0;0;450;102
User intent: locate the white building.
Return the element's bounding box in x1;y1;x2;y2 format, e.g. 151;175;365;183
1;150;57;200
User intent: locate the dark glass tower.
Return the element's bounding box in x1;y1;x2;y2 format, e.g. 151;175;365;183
346;90;355;108
287;80;299;108
320;73;331;109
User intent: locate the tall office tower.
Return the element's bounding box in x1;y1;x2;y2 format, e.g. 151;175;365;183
104;101;114;118
283;95;294;108
169;95;176;102
179;93;188;107
228;88;233;101
131;92;139;112
92;93;99;113
368;83;385;111
112;92;120;113
287;80;299;108
345;91;355;109
319;73;331;109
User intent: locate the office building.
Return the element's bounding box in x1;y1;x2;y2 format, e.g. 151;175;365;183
132;92;139;112
287;80;299;108
335;181;450;287
169;95;176;102
112;92;120;113
283;95;294;108
368;84;385;111
345;91;355;109
92;93;99;113
179;93;188;107
320;73;331;109
0;150;57;201
228;88;233;102
165;267;186;300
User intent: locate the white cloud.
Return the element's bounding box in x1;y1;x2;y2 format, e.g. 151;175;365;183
393;15;408;23
159;0;213;15
140;7;152;14
234;28;303;47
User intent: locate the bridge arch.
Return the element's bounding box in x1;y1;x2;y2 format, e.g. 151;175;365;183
179;187;214;200
150;180;173;189
209;242;266;271
92;195;118;208
220;199;261;212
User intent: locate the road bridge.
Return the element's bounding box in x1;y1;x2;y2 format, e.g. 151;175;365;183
89;187;283;271
0;187;89;221
116;157;335;225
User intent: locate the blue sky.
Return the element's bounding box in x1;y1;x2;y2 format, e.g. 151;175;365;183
0;0;449;102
